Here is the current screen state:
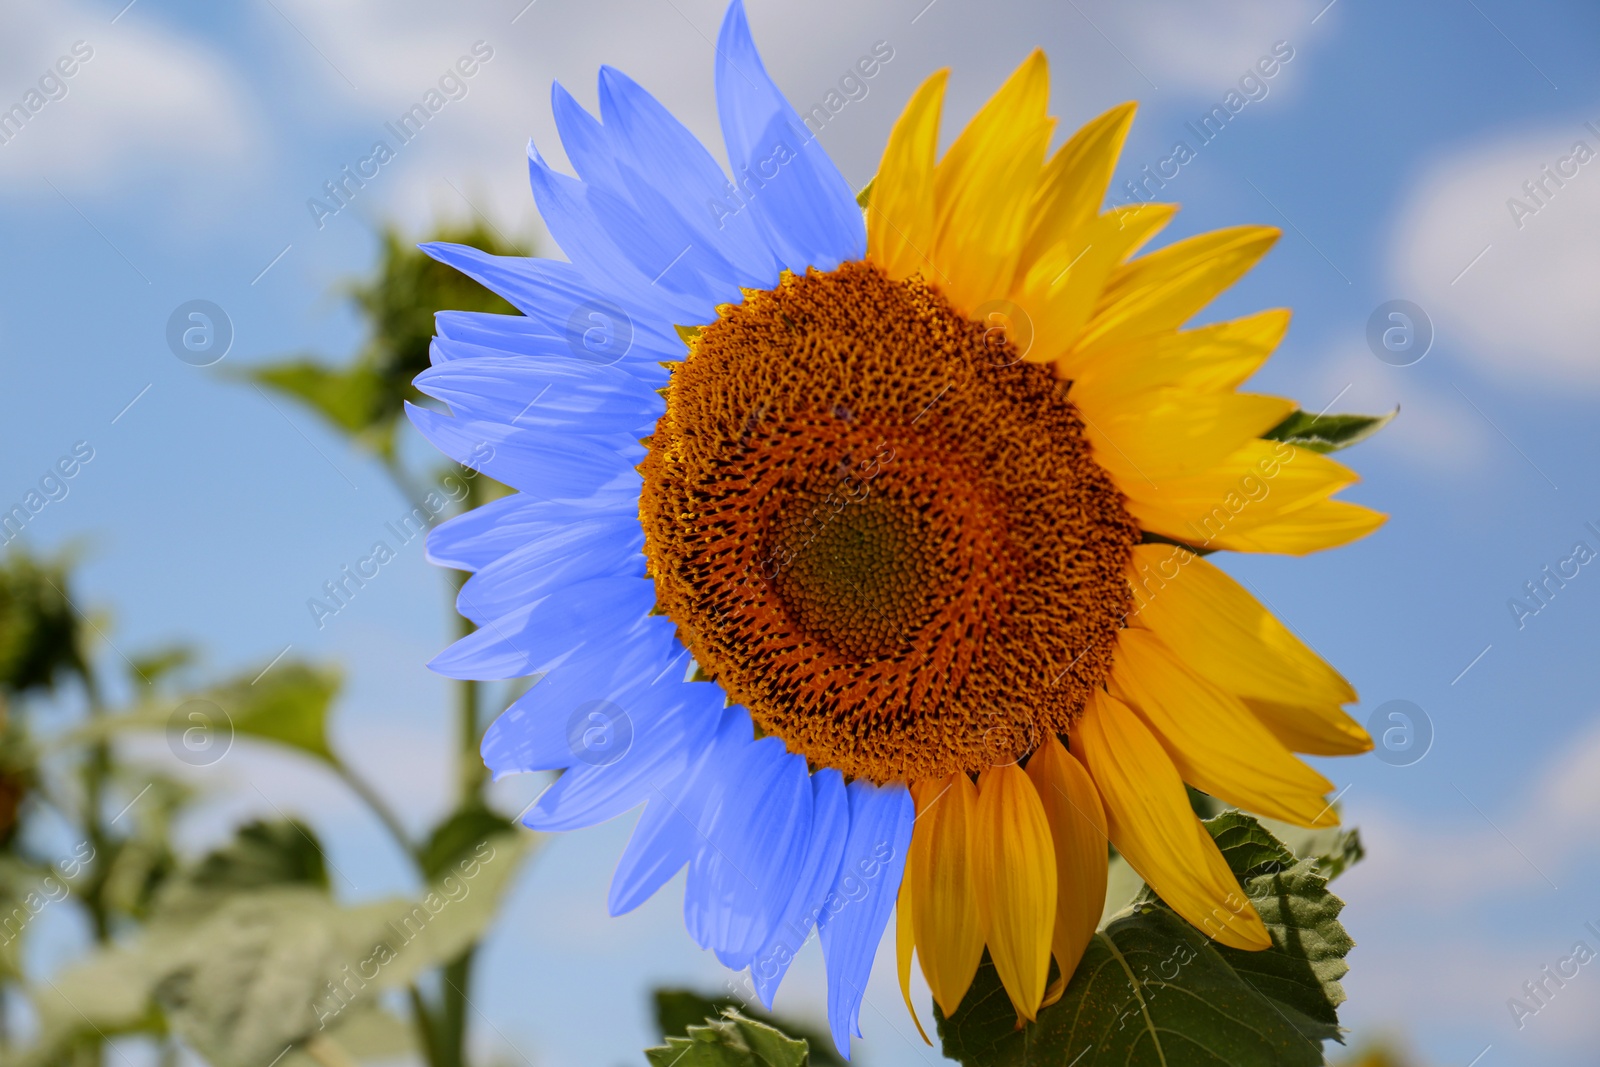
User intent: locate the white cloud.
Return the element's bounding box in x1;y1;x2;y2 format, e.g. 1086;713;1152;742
1129;0;1306;99
265;0;1329;247
0;0;1333;248
1392;123;1600;389
0;1;253;194
1337;719;1600;1055
1343;717;1600;910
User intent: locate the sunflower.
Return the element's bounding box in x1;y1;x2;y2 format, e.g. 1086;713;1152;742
409;2;1382;1055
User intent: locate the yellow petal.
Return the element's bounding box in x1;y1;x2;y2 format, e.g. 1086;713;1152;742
1070;309;1292;401
895;875;932;1044
1217;498;1389;556
1026;202;1178;367
1025;737;1107;994
1015;101;1138;282
1071;691;1270;951
867;70;948;282
1074;225;1280;354
908;776;985;1017
1244;697;1372;756
1075;388;1297;484
1125;543;1373;756
972;763;1057;1020
931;51;1055;313
1108;628;1340;828
1118;439;1380;555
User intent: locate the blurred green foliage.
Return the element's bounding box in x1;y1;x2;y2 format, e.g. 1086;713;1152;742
0;553;88;698
653;990;845;1067
0;223;541;1067
242;223;525;458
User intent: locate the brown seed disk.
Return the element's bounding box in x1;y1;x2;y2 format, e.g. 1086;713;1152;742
638;260;1139;783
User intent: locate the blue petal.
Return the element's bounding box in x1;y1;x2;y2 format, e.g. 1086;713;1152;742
434;309;559;353
551;81;627;195
817;780;913;1058
552;72;776;302
432;311;672;388
750;767;848;1008
608;705;755;915
479;616;677;777
507;622;692;729
609;792;702;914
714;0;865;274
405;402;642;500
430;575;654;679
424;243;683;370
582;180;738;309
415;356;661;435
426;488;638;572
683;737;813;967
526;144;712;326
456;517;644;621
524;679;730;831
595;66;779;290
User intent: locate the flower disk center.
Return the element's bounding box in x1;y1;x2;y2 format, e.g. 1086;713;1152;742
639;262;1140;783
769;489;945;661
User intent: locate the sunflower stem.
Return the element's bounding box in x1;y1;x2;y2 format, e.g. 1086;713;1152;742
453;472;488;808
331;755;414;858
442;472;487;1067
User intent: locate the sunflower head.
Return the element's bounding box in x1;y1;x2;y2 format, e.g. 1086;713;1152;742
412;4;1384;1053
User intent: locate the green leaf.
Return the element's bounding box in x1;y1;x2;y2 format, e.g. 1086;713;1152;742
99;772;190;919
243;361;389;444
190;819;330;892
214;661;341;761
357;831;535;991
855;178;874;209
128;644;196;689
16;832;535;1067
1195;813;1354;1043
1263;819;1365;883
647;1010;810;1067
269;1007;419;1067
653;990;845;1067
1263;408;1397;454
0;549;89;696
64;660;341;765
938;813;1356;1067
418;804;515;882
152;889;372;1067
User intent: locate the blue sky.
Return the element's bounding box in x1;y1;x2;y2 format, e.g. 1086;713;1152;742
4;0;1600;1064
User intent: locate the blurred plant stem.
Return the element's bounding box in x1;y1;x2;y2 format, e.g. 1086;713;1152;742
330;755;414;856
79;678;112;944
239;224;530;1067
453;472;488;808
